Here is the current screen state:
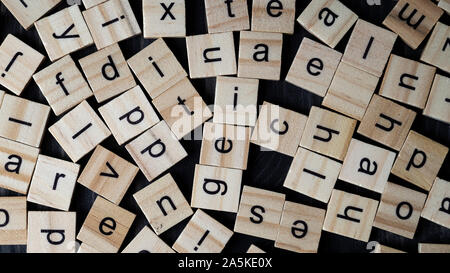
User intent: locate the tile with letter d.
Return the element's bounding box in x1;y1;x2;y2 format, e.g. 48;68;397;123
423;74;450;124
1;0;61;30
420;22;449;73
122;226;175;253
251;0;295;34
205;0;249;33
421;177;450;230
143;0;186;38
0;196;27;245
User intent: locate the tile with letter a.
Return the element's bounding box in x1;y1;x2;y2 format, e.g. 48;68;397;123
49;100;111;162
323;190;378;242
133;173;193;235
423;74;450;124
143;0;186;38
35;5;93;62
122;226;175;253
82;0;141;49
251;0;295;34
205;0;249;34
0;197;27;245
172;209;233;253
421;22;450;73
247;244;265;253
419;243;450;253
83;0;108;9
1;0;61;29
421;178;450;229
0;94;50;148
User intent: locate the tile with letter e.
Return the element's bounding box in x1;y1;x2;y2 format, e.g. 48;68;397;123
78;145;139;205
49;100;111;162
205;0;249;33
1;0;61;30
143;0;186;38
421;22;450;73
419;243;450;253
83;0;108;9
323;190;378;242
247;244;265;253
423;74;450;124
122;226;175;253
0;197;27;245
77;196;136;253
234;186;285;241
251;0;295;34
172;209;233;253
421;178;450;229
133;173;193;235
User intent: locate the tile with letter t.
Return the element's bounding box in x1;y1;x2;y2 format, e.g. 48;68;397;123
247;245;265;253
49;100;111;162
423;74;450;124
1;0;61;29
204;0;249;34
143;0;186;38
77;196;136;253
83;0;108;9
422;178;450;229
27;155;80;211
419;243;450;253
172;209;233;253
421;22;450;73
251;0;295;34
0;197;27;245
122;226;175;253
133;173;193;235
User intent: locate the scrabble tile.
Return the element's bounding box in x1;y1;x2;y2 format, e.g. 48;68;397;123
237;31;283;81
133;173;192;235
77;145;139;205
79;43;136;103
49;100;111;162
339;139;396;194
234;186;285;241
251;102;308;157
372;243;405;253
213;76;259;127
418;243;450;253
27;211;76;253
199;122;250;170
172;209;233;253
251;0;295;34
98;86;160;145
191;164;243;213
373;182;427;239
275;201;326;253
423;74;450;124
205;0;249;33
0;90;5;106
122;226;175;253
0;34;45;95
27;155;80;211
125;121;187;181
286;38;342;97
299;106;357;161
77;242;101;253
0;94;50;147
127;38;187;99
421;177;450;229
0;137;39;194
77;196;136;253
323;190;379;242
83;0;108;9
1;0;61;29
322;62;379;120
298;0;358;48
35;5;93;61
247;244;265;253
33;55;93;116
383;0;443;49
421;22;450;73
379;54;436;109
438;0;450;14
391;131;448;191
284;147;342;203
143;0;186;38
186;32;237;78
82;0;141;49
0;197;27;245
357;94;416;151
152;77;212;139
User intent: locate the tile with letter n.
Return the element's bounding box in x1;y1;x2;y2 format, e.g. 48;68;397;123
143;0;186;38
77;145;139;205
298;0;358;48
419;243;450;253
423;74;450;124
373;182;427;239
0;197;27;245
323;190;379;242
0;34;45;96
27;211;76;253
247;244;265;253
421;178;450;229
0;94;50;148
238;31;283;81
83;0;108;9
251;0;295;34
82;0;141;50
173;209;233;253
49;100;111;162
1;0;61;30
133;173;193;235
35;5;93;62
382;0;443;49
204;0;249;34
122;226;175;253
77;196;136;253
421;22;450;73
27;155;80;211
125;121;187;181
234;186;285;241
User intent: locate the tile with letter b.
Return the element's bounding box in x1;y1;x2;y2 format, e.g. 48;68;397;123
251;0;295;34
205;0;249;33
421;22;450;73
421;178;450;229
247;244;265;253
1;0;61;30
83;0;108;9
0;197;27;245
143;0;186;38
419;243;450;253
122;226;175;253
423;74;450;124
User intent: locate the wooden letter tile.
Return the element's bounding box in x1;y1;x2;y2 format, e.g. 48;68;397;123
247;244;265;253
205;0;249;33
1;0;61;29
251;0;295;34
439;0;450;14
421;177;450;229
423;74;450;124
419;243;450;253
122;226;175;253
0;197;27;245
371;242;405;253
77;242;101;253
83;0;108;9
144;0;186;38
421;22;450;73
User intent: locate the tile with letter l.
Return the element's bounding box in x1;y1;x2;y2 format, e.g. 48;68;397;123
421;177;450;230
143;0;186;38
1;0;61;30
0;196;27;245
122;226;175;253
251;0;296;34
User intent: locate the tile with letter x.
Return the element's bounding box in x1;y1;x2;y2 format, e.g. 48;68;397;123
1;0;61;30
423;74;450;124
421;22;450;73
143;0;186;38
251;0;295;34
204;0;249;33
0;197;27;245
122;226;175;253
421;178;450;230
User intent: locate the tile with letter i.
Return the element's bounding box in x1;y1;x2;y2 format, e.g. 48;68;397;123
204;0;249;34
247;244;265;253
1;0;61;30
421;178;450;230
421;22;450;73
83;0;108;9
251;0;295;34
122;226;175;253
419;243;450;253
144;0;186;38
423;74;450;124
0;197;27;245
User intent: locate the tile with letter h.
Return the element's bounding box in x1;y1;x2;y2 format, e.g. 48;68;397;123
423;74;450;124
205;0;249;34
421;177;450;230
1;0;61;30
421;22;449;73
144;0;186;38
0;197;27;245
251;0;296;34
122;226;175;253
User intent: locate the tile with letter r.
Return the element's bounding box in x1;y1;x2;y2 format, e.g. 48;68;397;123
143;0;186;38
251;0;296;34
122;226;175;253
0;196;27;245
421;22;450;73
1;0;61;30
421;177;450;230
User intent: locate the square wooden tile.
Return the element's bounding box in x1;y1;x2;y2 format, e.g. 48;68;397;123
77;242;101;253
83;0;108;9
423;74;450;124
419;243;450;253
0;197;27;245
422;178;450;229
205;0;249;33
247;244;265;253
439;0;450;14
372;242;405;253
122;226;175;253
251;0;295;34
0;90;5;106
1;0;61;30
421;22;450;73
143;0;185;38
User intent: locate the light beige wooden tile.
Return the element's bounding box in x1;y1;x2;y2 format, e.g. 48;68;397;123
438;0;450;14
172;209;233;253
186;32;237;78
421;22;450;73
357;94;416;151
27;155;80;211
1;0;61;29
33;55;93;116
98;86;160;145
78;145;139;205
83;0;108;9
383;0;443;49
77;242;101;253
234;186;285;241
423;74;450;124
0;89;5;107
48;100;111;162
238;31;283;81
143;0;185;38
122;225;175;253
77;196;136;253
298;0;358;48
125;121;187;181
0;196;27;245
391;131;448;191
133;173;192;235
205;0;249;33
247;244;265;253
251;0;295;34
372;242;405;253
82;0;141;50
323;190;378;242
27;211;76;253
418;243;450;253
421;177;450;229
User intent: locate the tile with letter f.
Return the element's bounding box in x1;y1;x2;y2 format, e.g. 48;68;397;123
143;0;186;38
